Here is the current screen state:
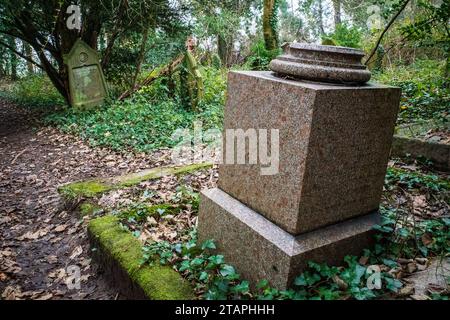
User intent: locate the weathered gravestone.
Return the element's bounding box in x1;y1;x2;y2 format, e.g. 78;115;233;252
198;43;401;289
64;39;108;109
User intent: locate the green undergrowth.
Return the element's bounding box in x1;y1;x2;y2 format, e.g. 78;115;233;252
385;167;450;195
119;203;181;223
42;68;225;153
136;166;449;300
139;209;448;300
1;69;225;155
88;215;194;299
119;185;200;225
373;59;449;125
0;74;65;108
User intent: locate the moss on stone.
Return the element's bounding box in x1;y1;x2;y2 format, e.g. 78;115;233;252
58;180;112;200
60;163;213;201
88;215;194;300
79;202;102;217
118;162;213;187
171;162;213;175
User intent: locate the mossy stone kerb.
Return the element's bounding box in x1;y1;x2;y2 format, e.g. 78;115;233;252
58;163;213;200
88;215;194;300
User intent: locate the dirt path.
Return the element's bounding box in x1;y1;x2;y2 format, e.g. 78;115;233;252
0;100;165;300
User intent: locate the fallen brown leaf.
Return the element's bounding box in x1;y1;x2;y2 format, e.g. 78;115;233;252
36;293;53;300
406;262;418;274
421;233;433;247
411;294;431;300
54;225;67;233
69;245;83;259
397;285;415;297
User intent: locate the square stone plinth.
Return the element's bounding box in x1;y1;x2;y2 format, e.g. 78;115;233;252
219;71;400;235
198;188;379;290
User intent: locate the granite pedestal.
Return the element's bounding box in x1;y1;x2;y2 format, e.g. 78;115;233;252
198;44;401;289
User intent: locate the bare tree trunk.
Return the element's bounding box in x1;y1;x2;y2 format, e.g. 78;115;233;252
102;31;120;69
263;0;278;51
332;0;342;29
100;0;128;69
8;36;17;80
318;0;325;35
217;34;233;67
131;25;150;91
444;53;450;88
23;41;33;74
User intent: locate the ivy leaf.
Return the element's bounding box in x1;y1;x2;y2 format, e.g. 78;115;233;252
190;257;204;267
207;255;224;268
232;281;250;294
354;265;366;284
132;230;141;238
257;279;269;289
201;239;216;250
352;287;376;300
204;290;219;300
306;273;321;286
199;271;209;282
418;245;428;257
385;277;403;292
442;218;450;226
179;260;191;272
220;265;236;277
294;275;307;286
293;290;308;300
173;243;182;254
382;259;398;268
185;241;196;251
213;278;230;294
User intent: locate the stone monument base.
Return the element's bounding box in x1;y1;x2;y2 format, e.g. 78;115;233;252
198;188;380;290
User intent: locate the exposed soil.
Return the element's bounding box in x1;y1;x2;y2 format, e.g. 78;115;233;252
0;99;168;300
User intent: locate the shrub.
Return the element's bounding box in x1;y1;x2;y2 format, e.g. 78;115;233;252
244;39;281;71
322;23;363;49
1;74;65;108
374;59;449;124
44;66;225;152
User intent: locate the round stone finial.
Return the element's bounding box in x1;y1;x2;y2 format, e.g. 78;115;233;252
269;43;371;84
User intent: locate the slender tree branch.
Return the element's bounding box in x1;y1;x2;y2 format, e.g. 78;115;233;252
365;0;411;66
0;40;44;69
101;0;130;68
131;24;150;91
0;28;22;39
0;29;48;54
